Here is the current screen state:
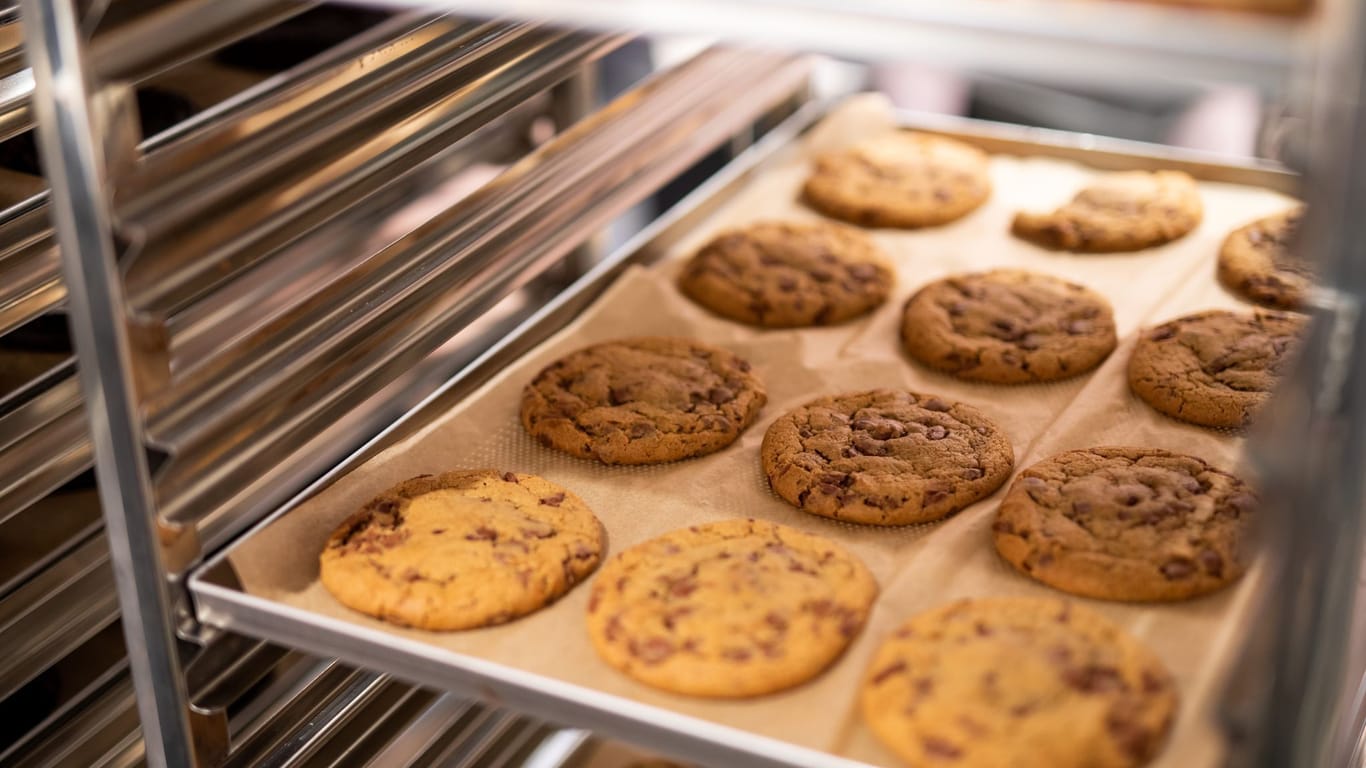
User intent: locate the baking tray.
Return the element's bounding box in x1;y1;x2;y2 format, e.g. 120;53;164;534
189;98;1298;768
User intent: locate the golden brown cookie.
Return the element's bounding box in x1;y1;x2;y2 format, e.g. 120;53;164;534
520;337;766;465
319;471;603;631
994;447;1257;602
678;220;893;327
1012;171;1202;252
1217;206;1311;310
802;131;991;229
1127;309;1304;428
761;389;1013;526
862;596;1177;768
586;519;877;697
900;269;1118;384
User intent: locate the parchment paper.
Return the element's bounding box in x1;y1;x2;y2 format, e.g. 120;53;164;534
227;95;1298;767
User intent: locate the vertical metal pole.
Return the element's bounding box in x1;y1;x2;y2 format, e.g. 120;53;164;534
19;1;196;766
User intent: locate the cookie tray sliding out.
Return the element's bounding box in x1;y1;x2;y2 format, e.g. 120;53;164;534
189;98;1299;768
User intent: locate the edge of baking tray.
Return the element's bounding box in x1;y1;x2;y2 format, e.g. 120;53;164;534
188;99;1299;768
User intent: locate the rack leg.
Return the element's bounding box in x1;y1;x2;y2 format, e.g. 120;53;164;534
19;0;197;766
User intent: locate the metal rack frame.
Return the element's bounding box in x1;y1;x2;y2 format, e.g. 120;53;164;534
18;0;1366;767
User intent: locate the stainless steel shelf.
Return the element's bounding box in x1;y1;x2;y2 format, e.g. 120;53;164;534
343;0;1313;89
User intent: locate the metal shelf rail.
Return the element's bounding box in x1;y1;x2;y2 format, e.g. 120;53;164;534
347;0;1312;89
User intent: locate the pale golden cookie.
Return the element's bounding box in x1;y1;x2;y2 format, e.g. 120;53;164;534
319;471;602;630
862;597;1177;768
586;519;877;697
1012;171;1202;252
803;131;991;228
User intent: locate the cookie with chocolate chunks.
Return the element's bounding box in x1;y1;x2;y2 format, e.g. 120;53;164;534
586;518;877;697
1012;170;1202;253
762;389;1013;526
520;337;766;465
1217;206;1312;310
319;470;603;631
862;596;1177;768
994;447;1256;602
901;269;1118;383
1127;309;1304;428
678;220;893;327
802;131;991;229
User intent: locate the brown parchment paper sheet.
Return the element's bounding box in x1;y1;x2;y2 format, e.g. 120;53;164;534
228;95;1299;767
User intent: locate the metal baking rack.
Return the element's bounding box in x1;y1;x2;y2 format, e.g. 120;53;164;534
14;0;1366;767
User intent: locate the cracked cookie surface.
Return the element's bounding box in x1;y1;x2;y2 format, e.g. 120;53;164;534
993;448;1256;602
802;131;991;229
678;220;893;327
761;389;1013;525
1127;309;1304;428
1217;206;1311;310
586;518;877;697
1012;171;1202;253
901;269;1118;384
861;596;1177;768
520;337;766;465
319;470;603;631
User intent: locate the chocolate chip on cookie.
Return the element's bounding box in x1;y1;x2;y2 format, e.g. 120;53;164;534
1012;170;1202;252
678;220;893;327
862;596;1177;768
1127;309;1304;428
521;337;766;465
319;470;603;630
901;269;1118;384
1217;206;1312;310
994;447;1256;602
761;389;1013;525
587;518;877;697
802;131;991;229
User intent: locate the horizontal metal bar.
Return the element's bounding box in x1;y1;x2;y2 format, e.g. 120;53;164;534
88;0;315;82
300;685;439;767
0;482;101;598
0;196;62;338
0;367;94;528
185;631;291;713
149;49;807;558
0;532;120;702
340;0;1308;90
3;668;142;768
121;23;617;321
222;664;384;768
363;695;479;768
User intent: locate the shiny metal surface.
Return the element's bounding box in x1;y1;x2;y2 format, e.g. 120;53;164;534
0;366;92;528
190;103;1299;768
88;0;313;82
146;46;802;571
2;666;142;768
340;0;1311;89
20;0;195;764
0;195;62;338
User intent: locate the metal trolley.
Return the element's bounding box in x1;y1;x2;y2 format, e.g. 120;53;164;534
2;1;1362;767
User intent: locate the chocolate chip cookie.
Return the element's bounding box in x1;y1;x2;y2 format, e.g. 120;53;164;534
802;131;991;229
678;220;893;327
521;337;766;465
586;518;877;697
862;596;1177;768
1127;309;1304;428
319;471;603;631
1217;206;1312;310
901;269;1118;384
994;447;1256;602
1012;171;1203;252
761;389;1013;526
